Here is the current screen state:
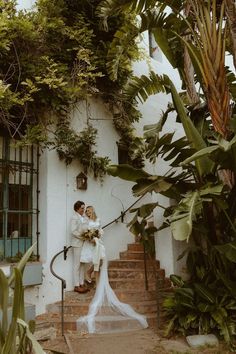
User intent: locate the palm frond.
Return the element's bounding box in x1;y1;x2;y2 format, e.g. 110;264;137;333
106;23;139;81
97;0;157;29
122;71;166;103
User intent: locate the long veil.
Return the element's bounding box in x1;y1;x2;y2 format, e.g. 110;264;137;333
76;257;148;334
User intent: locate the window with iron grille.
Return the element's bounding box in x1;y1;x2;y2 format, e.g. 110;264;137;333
0;135;39;261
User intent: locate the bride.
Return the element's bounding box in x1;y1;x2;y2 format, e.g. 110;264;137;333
77;206;148;334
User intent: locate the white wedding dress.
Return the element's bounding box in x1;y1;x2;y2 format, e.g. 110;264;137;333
80;218;104;265
76;239;148;334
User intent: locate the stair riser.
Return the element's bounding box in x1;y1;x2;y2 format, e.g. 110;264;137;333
119;252;145;260
108;270;156;281
127;244;144;251
41;316;157;332
108;260;158;269
47;302;158;316
110;280;156;291
115;291;156;302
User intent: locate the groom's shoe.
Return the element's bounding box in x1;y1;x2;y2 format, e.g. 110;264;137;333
74;285;89;293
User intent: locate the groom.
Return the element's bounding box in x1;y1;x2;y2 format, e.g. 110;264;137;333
71;200;89;293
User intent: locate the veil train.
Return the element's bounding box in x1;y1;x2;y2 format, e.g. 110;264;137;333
76;257;148;334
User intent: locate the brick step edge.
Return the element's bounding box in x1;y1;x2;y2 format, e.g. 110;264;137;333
36;313;158;328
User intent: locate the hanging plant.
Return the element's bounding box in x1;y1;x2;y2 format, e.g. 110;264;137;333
55;120;110;179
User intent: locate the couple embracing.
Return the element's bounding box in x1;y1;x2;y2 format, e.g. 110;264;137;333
71;200;148;334
71;200;105;294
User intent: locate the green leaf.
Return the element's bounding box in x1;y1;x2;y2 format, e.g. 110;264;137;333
0;270;9;341
138;203;158;217
153;28;176;68
17;318;44;353
181;145;218;165
8;242;36;286
12;268;24;320
170;274;184;287
166;77;214;176
132;176;172;196
123;71;166;103
1;321;17;353
107;164;150;182
194;283;215;304
170;191;200;242
197;302;214;313
215;241;236;263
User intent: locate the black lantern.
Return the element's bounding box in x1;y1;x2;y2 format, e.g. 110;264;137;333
76;172;87;190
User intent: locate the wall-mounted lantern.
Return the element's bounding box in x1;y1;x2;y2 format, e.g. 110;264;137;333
76;172;87;190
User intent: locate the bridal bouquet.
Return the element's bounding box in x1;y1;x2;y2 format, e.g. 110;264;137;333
81;228;100;242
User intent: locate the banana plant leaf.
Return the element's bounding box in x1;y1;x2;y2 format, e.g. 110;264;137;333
170;185;223;242
170;191;200;242
181;135;236;173
215;241;236;263
166;77;214;177
107;164;150;182
194;283;216;304
170;274;185;287
129;202;158;218
132;176;172;196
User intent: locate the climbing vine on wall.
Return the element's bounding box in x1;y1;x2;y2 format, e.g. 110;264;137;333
0;0;145;178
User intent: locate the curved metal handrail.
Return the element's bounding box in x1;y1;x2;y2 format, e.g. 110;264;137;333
49;246;71;336
49;194;146;336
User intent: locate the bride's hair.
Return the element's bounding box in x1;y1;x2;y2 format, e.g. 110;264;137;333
86;206;97;221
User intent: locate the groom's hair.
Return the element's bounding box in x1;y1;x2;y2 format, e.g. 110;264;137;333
74;200;85;211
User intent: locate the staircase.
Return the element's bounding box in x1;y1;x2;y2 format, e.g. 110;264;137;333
36;243;172;334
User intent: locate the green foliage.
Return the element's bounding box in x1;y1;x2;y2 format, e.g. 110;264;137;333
164;248;236;348
55;121;110;179
0;0;144;178
0;243;44;353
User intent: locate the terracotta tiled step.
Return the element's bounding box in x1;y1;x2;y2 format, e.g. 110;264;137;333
36;312;158;332
78;315;148;333
115;289;157;302
64;289;95;302
126;300;157;314
47;298;158;317
108;259;159;269
64;289;157;303
127;243;144;251
108;268;157;281
119;250;145;260
109;278;156;291
47;301;89;316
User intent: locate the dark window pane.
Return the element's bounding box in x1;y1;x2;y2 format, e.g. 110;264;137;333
0;213;3;239
8;213;32;238
117;143;129;164
0;183;2;210
8;184;31;211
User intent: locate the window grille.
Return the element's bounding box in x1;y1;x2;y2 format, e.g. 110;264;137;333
0;135;39;261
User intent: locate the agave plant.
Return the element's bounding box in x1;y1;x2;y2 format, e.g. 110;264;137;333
0;244;44;354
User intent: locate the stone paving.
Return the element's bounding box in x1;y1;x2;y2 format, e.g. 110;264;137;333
40;328;230;354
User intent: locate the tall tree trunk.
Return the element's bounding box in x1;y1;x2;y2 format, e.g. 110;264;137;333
225;0;236;70
183;1;200;105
